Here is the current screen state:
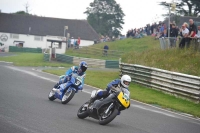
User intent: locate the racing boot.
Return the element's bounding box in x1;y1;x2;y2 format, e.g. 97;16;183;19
88;90;108;105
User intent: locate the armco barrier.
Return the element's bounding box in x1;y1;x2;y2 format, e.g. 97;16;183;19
120;63;200;102
105;60;119;68
43;54;50;61
9;46;42;53
56;54;73;64
73;56;105;68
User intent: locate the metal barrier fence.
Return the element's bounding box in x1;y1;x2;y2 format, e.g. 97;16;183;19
43;53;50;61
9;46;42;53
119;62;200;102
159;37;200;51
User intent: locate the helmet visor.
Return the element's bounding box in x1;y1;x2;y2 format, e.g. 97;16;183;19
81;66;87;73
123;81;130;86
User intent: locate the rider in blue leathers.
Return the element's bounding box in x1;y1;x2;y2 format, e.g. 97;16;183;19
89;75;132;109
53;61;87;92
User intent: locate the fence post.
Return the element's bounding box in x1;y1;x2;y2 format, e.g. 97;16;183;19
119;58;122;78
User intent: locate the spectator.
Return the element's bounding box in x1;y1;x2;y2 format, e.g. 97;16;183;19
188;19;197;47
151;23;154;35
183;22;189;29
167;23;178;47
188;19;197;37
159;24;164;37
179;24;189;48
70;37;75;48
194;25;200;42
67;38;71;48
103;44;109;56
163;27;167;37
74;39;78;49
77;37;81;48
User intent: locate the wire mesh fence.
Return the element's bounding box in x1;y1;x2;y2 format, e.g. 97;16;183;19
159;37;200;51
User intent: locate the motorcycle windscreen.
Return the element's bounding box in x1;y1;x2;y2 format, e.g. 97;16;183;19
117;92;130;108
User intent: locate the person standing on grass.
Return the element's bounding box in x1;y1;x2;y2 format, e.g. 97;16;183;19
179;24;189;48
194;26;200;37
194;26;200;42
70;37;75;48
187;19;197;47
167;23;178;47
103;44;109;56
77;37;81;49
67;38;71;48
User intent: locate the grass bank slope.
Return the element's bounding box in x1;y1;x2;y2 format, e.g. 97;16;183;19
122;47;200;76
66;36;160;60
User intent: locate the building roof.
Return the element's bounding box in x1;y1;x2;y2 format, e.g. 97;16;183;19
0;13;99;40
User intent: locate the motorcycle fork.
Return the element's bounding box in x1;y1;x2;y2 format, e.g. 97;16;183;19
105;103;114;114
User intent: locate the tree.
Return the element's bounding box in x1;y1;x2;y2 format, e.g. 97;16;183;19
12;2;34;16
14;11;29;15
84;0;125;37
159;0;200;16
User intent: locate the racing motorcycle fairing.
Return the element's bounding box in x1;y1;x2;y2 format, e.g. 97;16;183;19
88;93;120;119
54;75;82;100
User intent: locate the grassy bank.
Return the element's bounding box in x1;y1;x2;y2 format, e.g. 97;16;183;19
0;53;71;67
67;36;200;76
43;69;200;117
122;47;200;76
65;36;160;60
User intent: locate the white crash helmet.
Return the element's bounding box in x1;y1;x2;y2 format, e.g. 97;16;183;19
121;75;131;88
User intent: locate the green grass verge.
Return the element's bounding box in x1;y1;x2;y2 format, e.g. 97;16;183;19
0;53;72;67
43;69;200;117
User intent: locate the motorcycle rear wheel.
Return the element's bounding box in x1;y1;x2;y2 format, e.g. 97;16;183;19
61;89;75;104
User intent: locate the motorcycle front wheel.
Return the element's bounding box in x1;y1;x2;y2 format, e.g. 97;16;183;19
99;106;118;125
77;102;89;119
61;89;75;104
48;90;56;101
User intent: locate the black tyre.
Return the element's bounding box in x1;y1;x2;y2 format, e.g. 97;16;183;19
99;107;118;125
61;89;75;104
48;90;56;101
77;102;89;119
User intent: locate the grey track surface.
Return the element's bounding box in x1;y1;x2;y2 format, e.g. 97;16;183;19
0;62;200;133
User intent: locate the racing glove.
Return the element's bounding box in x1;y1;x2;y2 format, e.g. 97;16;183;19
78;85;83;91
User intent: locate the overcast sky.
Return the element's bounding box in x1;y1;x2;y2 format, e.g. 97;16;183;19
0;0;173;34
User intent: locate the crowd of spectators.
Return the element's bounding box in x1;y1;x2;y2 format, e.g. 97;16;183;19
126;28;145;38
126;21;169;39
67;37;81;49
126;19;200;49
179;19;199;48
100;35;111;42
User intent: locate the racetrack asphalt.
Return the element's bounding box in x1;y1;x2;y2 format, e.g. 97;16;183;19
0;62;200;133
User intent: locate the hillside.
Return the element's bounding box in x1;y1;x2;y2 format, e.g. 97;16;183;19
66;36;160;60
66;36;200;76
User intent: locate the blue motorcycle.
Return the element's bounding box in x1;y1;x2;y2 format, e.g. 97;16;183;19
48;74;83;104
